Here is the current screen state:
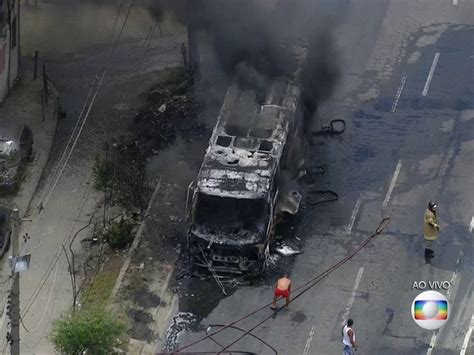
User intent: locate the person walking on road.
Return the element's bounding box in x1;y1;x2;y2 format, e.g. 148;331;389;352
271;274;291;310
423;201;440;263
342;319;357;354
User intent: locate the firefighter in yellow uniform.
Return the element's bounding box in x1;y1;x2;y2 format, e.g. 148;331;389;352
423;201;439;263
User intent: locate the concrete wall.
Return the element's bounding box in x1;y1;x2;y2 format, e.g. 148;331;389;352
0;0;20;103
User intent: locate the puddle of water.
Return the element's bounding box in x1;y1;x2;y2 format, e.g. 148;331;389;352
162;311;198;352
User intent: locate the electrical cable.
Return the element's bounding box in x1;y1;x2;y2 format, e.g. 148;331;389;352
18;0;134;323
218;217;391;354
39;0;133;211
306;189;339;205
20;178;92;321
38;0;124;207
172;217;390;354
207;324;278;355
311;119;346;137
0;0;135;349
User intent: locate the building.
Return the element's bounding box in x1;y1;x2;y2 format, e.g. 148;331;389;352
0;0;19;103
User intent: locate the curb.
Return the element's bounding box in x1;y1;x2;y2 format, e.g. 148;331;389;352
21;78;60;219
109;178;162;301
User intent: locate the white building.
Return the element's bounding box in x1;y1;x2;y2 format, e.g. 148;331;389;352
0;0;19;103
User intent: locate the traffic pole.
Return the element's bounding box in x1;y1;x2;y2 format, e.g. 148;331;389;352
9;208;20;355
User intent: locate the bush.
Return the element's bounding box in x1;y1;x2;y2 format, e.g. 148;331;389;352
92;154;108;191
102;217;135;250
51;308;125;355
92;148;150;211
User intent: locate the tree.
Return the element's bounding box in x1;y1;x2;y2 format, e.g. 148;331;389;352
51;308;125;355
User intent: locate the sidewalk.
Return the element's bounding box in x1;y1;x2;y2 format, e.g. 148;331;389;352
0;70;59;215
0;69;59;350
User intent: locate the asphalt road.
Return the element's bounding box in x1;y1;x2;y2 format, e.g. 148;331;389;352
174;0;474;354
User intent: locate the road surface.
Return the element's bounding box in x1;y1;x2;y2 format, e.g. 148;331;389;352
174;0;474;354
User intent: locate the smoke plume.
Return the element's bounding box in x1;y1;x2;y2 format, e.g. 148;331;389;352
145;0;341;122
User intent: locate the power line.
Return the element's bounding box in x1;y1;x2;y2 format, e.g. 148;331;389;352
171;218;391;354
17;0;135;326
41;1;134;210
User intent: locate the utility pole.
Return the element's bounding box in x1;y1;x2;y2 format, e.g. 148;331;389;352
8;208;20;355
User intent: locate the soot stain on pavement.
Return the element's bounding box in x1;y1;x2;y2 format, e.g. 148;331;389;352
290;310;307;324
133;285;162;308
127;308;154;340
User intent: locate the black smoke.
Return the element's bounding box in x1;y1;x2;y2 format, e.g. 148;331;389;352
300;32;341;118
145;0;341;122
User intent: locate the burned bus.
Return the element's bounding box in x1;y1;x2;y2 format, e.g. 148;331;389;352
186;80;305;277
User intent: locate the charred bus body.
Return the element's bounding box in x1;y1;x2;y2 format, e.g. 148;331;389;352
187;78;306;277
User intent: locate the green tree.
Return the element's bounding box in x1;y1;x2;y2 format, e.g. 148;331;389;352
51;308;125;355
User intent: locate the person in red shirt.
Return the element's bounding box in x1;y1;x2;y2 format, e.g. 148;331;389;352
271;274;291;310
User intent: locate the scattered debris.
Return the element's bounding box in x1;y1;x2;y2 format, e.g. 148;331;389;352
158;103;167;113
275;244;302;257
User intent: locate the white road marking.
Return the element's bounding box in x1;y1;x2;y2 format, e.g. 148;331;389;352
391;74;407;112
346;197;362;235
452;0;458;5
383;160;402;207
341;267;365;325
460;314;474;355
427;252;462;354
469;216;474;232
302;325;316;355
447;252;462;300
427;332;438;355
422;52;440;96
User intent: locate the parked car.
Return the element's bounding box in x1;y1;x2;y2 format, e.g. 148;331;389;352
0;207;11;258
0;121;33;190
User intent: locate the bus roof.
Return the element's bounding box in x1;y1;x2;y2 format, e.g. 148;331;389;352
197;80;301;199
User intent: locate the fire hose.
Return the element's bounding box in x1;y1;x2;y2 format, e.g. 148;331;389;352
168;217;391;354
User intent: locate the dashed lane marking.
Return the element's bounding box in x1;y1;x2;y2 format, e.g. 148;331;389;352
383;160;402;207
469;216;474;233
302;325;316;355
452;0;458;5
427;332;438;355
391;74;407;112
447;251;463;300
422;52;440;96
460;314;474;355
341;267;365;325
346;197;362;235
427;251;462;355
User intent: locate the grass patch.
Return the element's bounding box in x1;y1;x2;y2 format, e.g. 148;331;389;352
81;255;123;310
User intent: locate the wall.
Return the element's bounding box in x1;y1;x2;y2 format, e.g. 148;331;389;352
0;0;19;103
